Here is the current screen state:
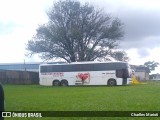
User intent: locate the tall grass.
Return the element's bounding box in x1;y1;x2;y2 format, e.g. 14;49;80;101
3;81;160;120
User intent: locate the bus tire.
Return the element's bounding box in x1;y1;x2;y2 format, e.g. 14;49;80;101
52;80;60;86
60;79;68;86
107;79;117;86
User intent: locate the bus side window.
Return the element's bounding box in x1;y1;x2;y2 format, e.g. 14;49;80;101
94;63;105;71
116;69;123;78
116;69;128;78
72;65;81;72
40;66;47;73
122;69;128;78
62;65;73;72
47;66;53;72
81;64;93;71
52;65;62;72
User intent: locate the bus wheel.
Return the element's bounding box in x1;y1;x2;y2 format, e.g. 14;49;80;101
52;80;60;86
60;80;68;86
107;79;116;86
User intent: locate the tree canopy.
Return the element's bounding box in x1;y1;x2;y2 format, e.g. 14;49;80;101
110;51;130;62
144;61;159;71
27;0;124;62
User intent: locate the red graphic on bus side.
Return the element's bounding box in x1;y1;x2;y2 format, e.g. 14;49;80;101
78;73;90;81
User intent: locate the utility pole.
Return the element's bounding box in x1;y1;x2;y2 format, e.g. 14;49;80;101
24;59;26;71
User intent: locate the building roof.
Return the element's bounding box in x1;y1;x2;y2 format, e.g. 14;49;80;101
0;62;66;72
0;63;40;72
130;65;150;73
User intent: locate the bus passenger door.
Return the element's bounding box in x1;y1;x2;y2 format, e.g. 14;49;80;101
116;69;128;85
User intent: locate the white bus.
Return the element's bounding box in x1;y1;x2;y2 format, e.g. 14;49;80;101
39;61;132;86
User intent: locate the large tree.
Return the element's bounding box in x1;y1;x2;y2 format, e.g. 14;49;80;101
144;61;159;71
27;0;124;62
96;50;130;62
110;51;130;62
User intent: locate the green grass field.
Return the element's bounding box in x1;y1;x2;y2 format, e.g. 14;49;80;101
3;81;160;120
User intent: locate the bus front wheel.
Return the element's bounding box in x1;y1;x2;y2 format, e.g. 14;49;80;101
52;80;60;86
107;79;116;86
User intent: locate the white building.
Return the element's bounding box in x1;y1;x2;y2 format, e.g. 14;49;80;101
131;65;150;81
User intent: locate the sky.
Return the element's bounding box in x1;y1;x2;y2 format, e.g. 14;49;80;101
0;0;160;73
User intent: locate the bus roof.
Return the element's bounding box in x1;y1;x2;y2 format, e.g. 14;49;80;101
70;61;127;64
40;61;128;66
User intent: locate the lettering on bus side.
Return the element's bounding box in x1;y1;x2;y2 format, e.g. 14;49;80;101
53;72;64;77
41;72;64;77
105;73;115;74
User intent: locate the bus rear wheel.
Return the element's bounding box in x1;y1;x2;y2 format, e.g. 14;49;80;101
52;80;60;86
60;80;68;86
107;79;116;86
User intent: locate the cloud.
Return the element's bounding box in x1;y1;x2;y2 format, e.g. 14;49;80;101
126;47;160;65
120;36;160;49
0;21;22;35
0;23;37;63
137;48;150;58
121;10;160;40
0;0;53;63
84;0;160;50
108;2;160;60
0;0;160;73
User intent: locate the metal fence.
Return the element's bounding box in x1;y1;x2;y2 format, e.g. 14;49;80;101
0;70;39;84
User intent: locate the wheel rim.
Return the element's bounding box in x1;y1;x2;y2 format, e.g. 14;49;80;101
110;81;115;85
62;83;66;86
108;80;116;86
61;81;67;86
55;82;59;86
53;81;59;86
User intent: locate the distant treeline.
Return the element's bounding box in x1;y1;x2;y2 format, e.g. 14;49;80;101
0;70;39;84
